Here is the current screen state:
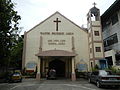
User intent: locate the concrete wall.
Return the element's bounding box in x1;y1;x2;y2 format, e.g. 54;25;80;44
24;12;90;70
103;10;120;51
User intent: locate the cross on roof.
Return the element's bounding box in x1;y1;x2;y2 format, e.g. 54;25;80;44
93;2;97;7
53;18;61;31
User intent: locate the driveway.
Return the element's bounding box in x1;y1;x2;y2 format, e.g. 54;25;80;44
0;78;119;90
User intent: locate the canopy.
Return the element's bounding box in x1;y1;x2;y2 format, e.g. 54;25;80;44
36;50;76;57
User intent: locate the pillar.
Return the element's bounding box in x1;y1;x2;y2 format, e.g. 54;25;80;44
65;60;67;77
112;50;116;66
46;60;49;72
69;59;71;78
42;60;45;77
36;57;41;80
71;58;76;81
42;60;45;72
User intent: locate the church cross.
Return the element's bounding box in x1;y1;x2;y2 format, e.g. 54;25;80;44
93;2;97;7
53;18;61;31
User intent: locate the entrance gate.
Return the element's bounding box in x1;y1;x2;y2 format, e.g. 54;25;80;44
49;60;65;77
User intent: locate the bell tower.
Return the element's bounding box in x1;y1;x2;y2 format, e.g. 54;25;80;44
87;3;105;70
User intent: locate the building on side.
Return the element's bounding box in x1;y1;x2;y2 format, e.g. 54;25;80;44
101;0;120;68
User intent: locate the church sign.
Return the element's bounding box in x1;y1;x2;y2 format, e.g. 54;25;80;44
40;32;74;35
48;39;66;45
40;32;74;45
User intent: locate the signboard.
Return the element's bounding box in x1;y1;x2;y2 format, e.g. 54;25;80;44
76;64;87;72
40;32;74;45
26;62;36;68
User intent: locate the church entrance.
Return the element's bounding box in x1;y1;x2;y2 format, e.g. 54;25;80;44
49;60;65;77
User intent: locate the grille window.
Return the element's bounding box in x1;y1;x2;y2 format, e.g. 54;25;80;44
104;33;118;47
96;47;101;52
111;13;118;25
94;31;99;36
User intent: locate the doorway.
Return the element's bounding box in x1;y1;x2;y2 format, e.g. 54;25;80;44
49;59;65;77
99;59;108;69
106;56;113;67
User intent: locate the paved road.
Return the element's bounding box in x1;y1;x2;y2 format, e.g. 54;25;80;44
0;78;120;90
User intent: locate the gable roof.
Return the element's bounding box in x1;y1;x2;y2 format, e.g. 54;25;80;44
101;0;120;22
26;11;88;34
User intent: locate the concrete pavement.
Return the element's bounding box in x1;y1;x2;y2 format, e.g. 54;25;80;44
0;78;119;90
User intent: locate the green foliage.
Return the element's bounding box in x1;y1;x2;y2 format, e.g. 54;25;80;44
107;66;120;74
10;36;23;68
0;0;21;68
92;64;99;71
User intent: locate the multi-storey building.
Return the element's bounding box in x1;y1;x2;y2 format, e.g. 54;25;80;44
101;0;120;68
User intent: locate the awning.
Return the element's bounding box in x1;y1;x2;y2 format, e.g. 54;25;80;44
35;50;77;57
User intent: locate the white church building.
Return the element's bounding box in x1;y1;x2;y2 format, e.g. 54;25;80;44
22;6;106;81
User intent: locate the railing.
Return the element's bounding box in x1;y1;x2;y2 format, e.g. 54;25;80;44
104;46;112;52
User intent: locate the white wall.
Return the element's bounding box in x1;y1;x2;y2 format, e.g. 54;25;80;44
24;12;90;70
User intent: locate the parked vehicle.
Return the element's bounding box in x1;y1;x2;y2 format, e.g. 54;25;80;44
7;71;22;83
11;72;22;82
88;70;120;88
47;69;56;80
84;72;92;79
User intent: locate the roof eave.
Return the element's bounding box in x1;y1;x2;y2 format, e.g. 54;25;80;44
101;0;120;21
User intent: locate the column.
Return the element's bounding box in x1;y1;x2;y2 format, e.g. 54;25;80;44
46;60;49;72
36;57;41;80
112;50;116;66
65;60;68;78
42;60;45;77
69;59;71;78
45;59;49;77
71;58;76;81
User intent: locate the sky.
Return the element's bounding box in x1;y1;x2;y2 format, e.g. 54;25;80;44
12;0;116;35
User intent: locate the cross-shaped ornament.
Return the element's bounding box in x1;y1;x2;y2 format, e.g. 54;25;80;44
93;2;97;7
53;18;61;31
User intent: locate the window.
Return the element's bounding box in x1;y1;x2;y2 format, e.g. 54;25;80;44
103;40;107;47
111;13;118;25
91;62;93;68
90;48;92;53
103;33;118;47
94;31;99;36
96;47;101;52
99;70;107;76
102;13;118;30
102;19;111;30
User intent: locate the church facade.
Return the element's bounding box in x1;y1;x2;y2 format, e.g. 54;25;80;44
22;6;105;81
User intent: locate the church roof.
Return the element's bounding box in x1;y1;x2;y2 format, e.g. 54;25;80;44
36;50;77;57
26;11;88;34
101;0;120;22
90;6;99;15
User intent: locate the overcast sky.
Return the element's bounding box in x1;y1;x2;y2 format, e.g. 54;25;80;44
12;0;116;34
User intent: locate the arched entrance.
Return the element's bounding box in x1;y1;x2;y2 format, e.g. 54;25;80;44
49;60;65;77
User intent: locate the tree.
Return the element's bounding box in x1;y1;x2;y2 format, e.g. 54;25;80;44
10;35;23;69
0;0;21;69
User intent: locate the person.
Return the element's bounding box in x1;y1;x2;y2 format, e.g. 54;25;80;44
47;68;56;79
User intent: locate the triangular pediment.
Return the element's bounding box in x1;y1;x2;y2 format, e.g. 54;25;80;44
27;11;87;33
